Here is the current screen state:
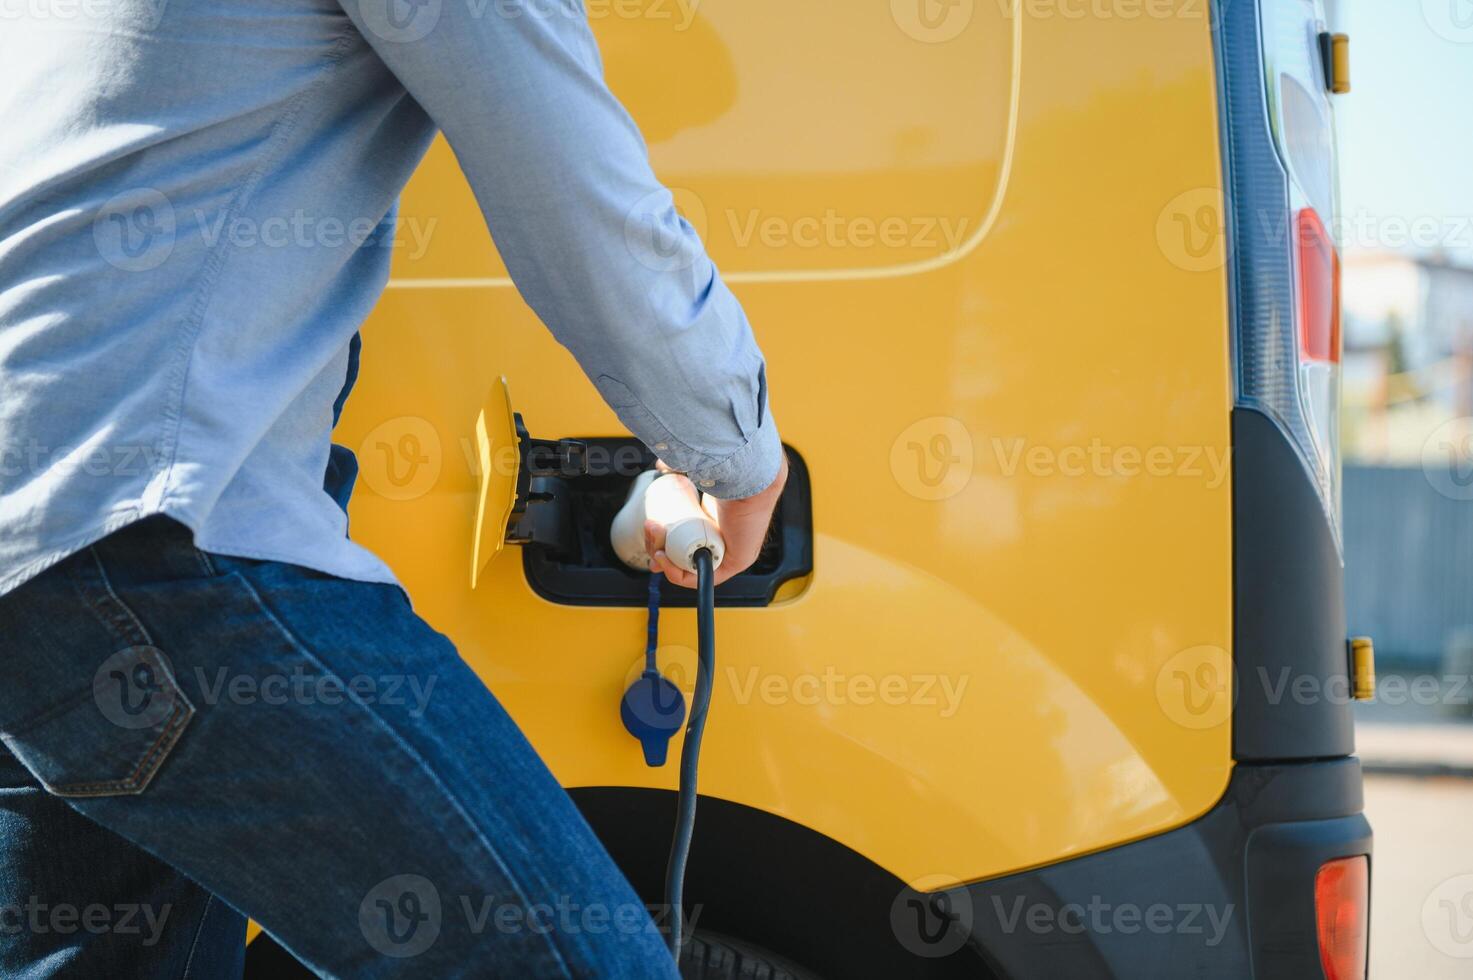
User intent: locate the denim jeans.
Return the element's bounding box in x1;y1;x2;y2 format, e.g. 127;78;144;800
0;517;678;978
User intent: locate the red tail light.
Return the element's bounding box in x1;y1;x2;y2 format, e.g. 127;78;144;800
1296;208;1341;364
1315;856;1368;980
1290;204;1343;531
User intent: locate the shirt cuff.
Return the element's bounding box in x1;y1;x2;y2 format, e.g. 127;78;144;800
686;410;783;500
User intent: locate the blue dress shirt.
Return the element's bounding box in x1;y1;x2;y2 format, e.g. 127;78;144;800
0;0;780;595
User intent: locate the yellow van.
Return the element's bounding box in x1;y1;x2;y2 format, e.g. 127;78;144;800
247;0;1370;976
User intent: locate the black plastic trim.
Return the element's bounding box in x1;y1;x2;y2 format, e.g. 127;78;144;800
1232;408;1353;760
522;442;813;608
952;758;1370;979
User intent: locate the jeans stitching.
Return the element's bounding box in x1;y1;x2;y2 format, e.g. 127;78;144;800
40;690;193;797
180;891;214;978
38;560;194;797
81;546;153;648
37;647;195;797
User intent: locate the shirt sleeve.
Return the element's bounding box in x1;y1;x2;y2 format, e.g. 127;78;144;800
335;0;782;499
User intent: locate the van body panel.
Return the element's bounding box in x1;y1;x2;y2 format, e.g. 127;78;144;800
340;3;1235;886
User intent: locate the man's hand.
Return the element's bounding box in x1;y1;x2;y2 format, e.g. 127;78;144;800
643;453;789;589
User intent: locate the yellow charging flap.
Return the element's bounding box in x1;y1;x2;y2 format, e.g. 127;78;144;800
470;376;521;589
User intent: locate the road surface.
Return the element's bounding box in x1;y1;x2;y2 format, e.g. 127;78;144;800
1365;773;1473;978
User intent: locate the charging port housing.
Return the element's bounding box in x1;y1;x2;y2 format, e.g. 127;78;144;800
519;439;812;607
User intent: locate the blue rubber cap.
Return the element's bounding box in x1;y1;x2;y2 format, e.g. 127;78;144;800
620;670;686;767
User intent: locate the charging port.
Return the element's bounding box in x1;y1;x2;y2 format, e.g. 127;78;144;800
518;438;812;608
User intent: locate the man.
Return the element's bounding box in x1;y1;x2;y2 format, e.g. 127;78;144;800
0;0;785;975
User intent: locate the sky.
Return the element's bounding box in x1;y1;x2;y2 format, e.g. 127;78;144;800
1327;0;1473;263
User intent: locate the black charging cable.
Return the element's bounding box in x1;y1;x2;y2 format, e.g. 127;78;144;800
663;546;716;961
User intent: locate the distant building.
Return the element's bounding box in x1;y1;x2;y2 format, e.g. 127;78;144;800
1344;252;1473;363
1342;252;1473;432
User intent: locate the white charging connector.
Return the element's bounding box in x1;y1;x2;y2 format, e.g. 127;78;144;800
610;469;725;574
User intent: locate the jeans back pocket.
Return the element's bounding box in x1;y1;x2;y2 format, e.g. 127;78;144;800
2;643;195;798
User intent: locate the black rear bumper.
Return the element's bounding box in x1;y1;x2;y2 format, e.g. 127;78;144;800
948;757;1370;979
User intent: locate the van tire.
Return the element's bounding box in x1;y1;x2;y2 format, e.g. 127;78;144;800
680;930;821;980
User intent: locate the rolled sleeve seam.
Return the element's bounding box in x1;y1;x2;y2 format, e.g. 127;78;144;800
686;410;782;500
